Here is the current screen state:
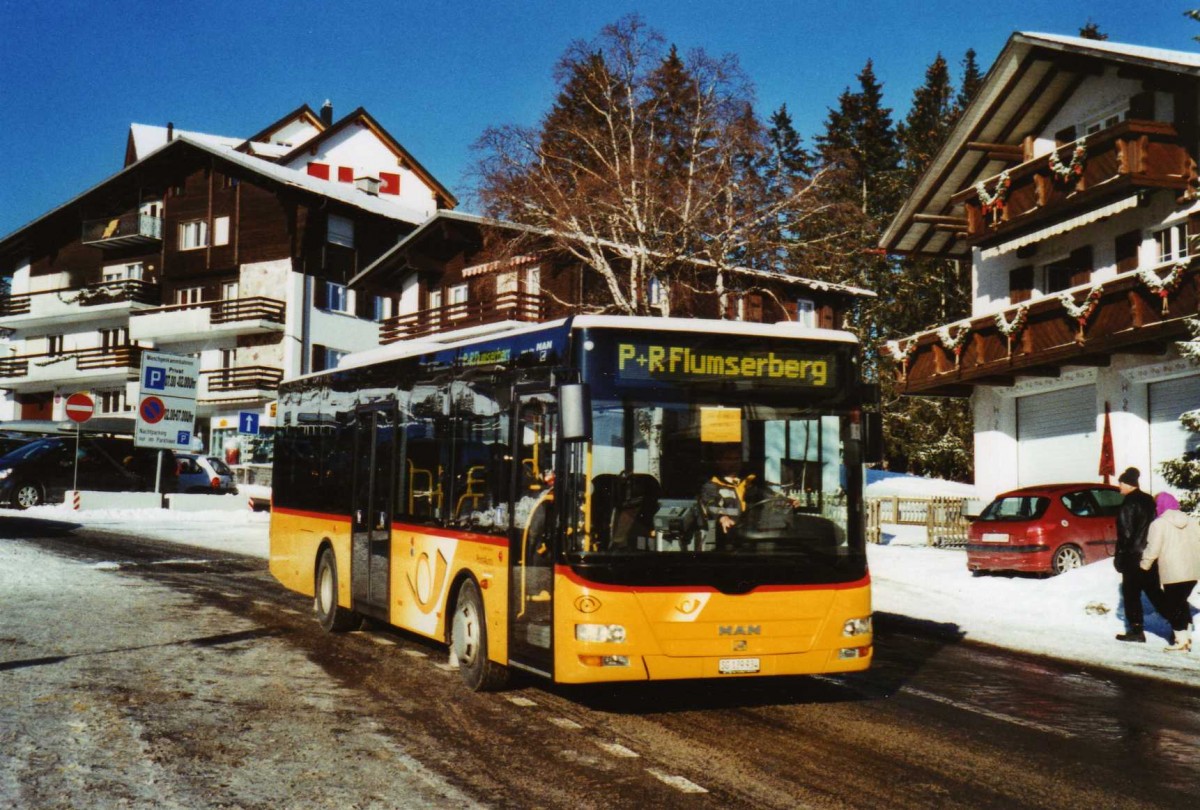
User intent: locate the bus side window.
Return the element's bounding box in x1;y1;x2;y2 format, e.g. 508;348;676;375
448;381;510;534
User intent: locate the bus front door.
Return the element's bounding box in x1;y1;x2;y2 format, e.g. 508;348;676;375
351;405;395;619
509;390;557;677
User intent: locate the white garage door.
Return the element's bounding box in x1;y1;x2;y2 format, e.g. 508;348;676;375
1017;385;1097;486
1149;374;1200;497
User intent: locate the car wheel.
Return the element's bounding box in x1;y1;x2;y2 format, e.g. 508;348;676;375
13;482;42;510
1051;544;1085;576
451;578;509;692
314;548;361;632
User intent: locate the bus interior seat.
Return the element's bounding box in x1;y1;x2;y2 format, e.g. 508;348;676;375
590;473;661;550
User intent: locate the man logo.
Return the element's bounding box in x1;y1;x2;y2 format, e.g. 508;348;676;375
718;625;761;636
732;640;748;652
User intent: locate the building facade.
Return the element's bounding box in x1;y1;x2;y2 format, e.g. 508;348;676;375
881;33;1200;500
0;102;455;462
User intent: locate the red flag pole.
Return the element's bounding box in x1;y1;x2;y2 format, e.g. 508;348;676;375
1099;401;1115;484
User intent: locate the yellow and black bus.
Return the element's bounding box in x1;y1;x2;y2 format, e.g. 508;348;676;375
269;315;878;690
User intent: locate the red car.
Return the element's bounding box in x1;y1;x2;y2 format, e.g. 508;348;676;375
967;483;1122;576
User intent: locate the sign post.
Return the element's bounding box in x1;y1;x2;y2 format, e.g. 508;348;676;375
64;392;94;494
136;352;200;494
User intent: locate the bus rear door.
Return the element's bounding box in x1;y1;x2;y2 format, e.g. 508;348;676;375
351;404;395;619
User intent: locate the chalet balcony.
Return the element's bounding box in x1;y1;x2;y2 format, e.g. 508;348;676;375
81;213;163;249
130;297;286;344
0;279;160;331
0;346;143;393
951;121;1196;246
198;366;284;404
380;291;547;344
884;261;1200;397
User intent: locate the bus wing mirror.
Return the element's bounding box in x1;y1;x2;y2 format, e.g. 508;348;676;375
560;383;592;442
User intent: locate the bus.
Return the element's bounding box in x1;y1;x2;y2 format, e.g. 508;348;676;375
269;315;878;690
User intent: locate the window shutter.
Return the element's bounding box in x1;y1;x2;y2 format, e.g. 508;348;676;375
311;344;327;372
1010;265;1033;303
338;166;354;183
747;294;763;323
818;305;835;330
1115;231;1141;273
355;289;372;319
1069;246;1093;287
307;162;330;180
379;172;401;195
312;278;328;309
724;294;739;320
783;300;799;322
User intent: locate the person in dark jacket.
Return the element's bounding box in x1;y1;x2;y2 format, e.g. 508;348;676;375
1114;467;1166;642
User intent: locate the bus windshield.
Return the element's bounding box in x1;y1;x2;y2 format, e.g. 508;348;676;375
569;398;864;585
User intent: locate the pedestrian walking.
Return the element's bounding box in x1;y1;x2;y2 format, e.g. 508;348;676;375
1114;467;1166;642
1141;493;1200;652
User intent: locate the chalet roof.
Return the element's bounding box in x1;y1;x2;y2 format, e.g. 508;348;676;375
127;123;242;161
234;104;325;154
880;31;1200;260
349;210;875;299
275;107;458;209
0;135;435;257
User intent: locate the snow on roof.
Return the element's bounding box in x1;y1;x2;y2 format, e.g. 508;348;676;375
129;123;242;159
173;135;432;225
1019;31;1200;72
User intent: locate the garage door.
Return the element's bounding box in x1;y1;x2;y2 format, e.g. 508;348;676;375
1149;374;1200;497
1017;385;1097;486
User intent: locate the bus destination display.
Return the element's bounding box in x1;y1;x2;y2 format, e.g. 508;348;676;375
615;341;835;388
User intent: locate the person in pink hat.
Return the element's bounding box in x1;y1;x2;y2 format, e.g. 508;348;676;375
1140;492;1200;652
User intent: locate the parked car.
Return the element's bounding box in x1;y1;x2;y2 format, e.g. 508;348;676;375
967;483;1122;576
0;436;177;509
0;434;37;458
176;453;238;494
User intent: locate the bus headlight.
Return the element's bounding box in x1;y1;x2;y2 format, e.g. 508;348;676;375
843;617;872;637
575;624;627;643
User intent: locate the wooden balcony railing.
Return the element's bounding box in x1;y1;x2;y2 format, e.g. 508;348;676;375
131;296;286;324
952;120;1196;244
0;345;144;379
81;213;163;247
380;291;547;344
202;366;284;393
883;261;1200;396
0;279;160;317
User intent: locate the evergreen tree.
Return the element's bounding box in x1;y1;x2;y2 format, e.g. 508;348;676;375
1159;315;1200;512
1078;20;1109;40
953;49;983;122
886;53;973;480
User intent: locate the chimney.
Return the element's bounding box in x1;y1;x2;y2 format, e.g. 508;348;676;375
320;100;333;127
167;122;174;142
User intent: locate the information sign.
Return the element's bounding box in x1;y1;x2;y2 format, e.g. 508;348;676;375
135;352;200;451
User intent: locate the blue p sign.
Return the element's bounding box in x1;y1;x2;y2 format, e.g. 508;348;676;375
144;366;166;390
177;430;191;445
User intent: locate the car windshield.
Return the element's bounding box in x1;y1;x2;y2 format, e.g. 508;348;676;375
978;495;1050;521
573;400;855;560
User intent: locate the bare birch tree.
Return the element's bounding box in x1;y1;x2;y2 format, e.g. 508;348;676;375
472;14;845;316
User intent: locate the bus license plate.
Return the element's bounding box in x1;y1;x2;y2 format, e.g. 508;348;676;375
718;657;760;674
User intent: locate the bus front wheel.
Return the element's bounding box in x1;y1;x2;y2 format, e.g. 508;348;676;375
451;579;509;692
314;548;361;632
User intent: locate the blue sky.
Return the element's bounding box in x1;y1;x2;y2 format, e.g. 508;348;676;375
1;0;1196;237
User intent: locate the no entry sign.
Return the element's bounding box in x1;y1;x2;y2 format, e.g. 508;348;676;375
64;392;94;424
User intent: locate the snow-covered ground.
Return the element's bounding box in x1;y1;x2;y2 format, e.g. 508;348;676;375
7;495;1200;689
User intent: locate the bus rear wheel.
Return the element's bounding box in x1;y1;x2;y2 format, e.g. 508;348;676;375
314;548;361;632
451;579;508;692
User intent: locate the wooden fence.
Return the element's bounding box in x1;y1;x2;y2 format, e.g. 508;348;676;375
866;496;970;548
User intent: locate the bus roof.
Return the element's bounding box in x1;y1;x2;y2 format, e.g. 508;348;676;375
314;315;859;380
